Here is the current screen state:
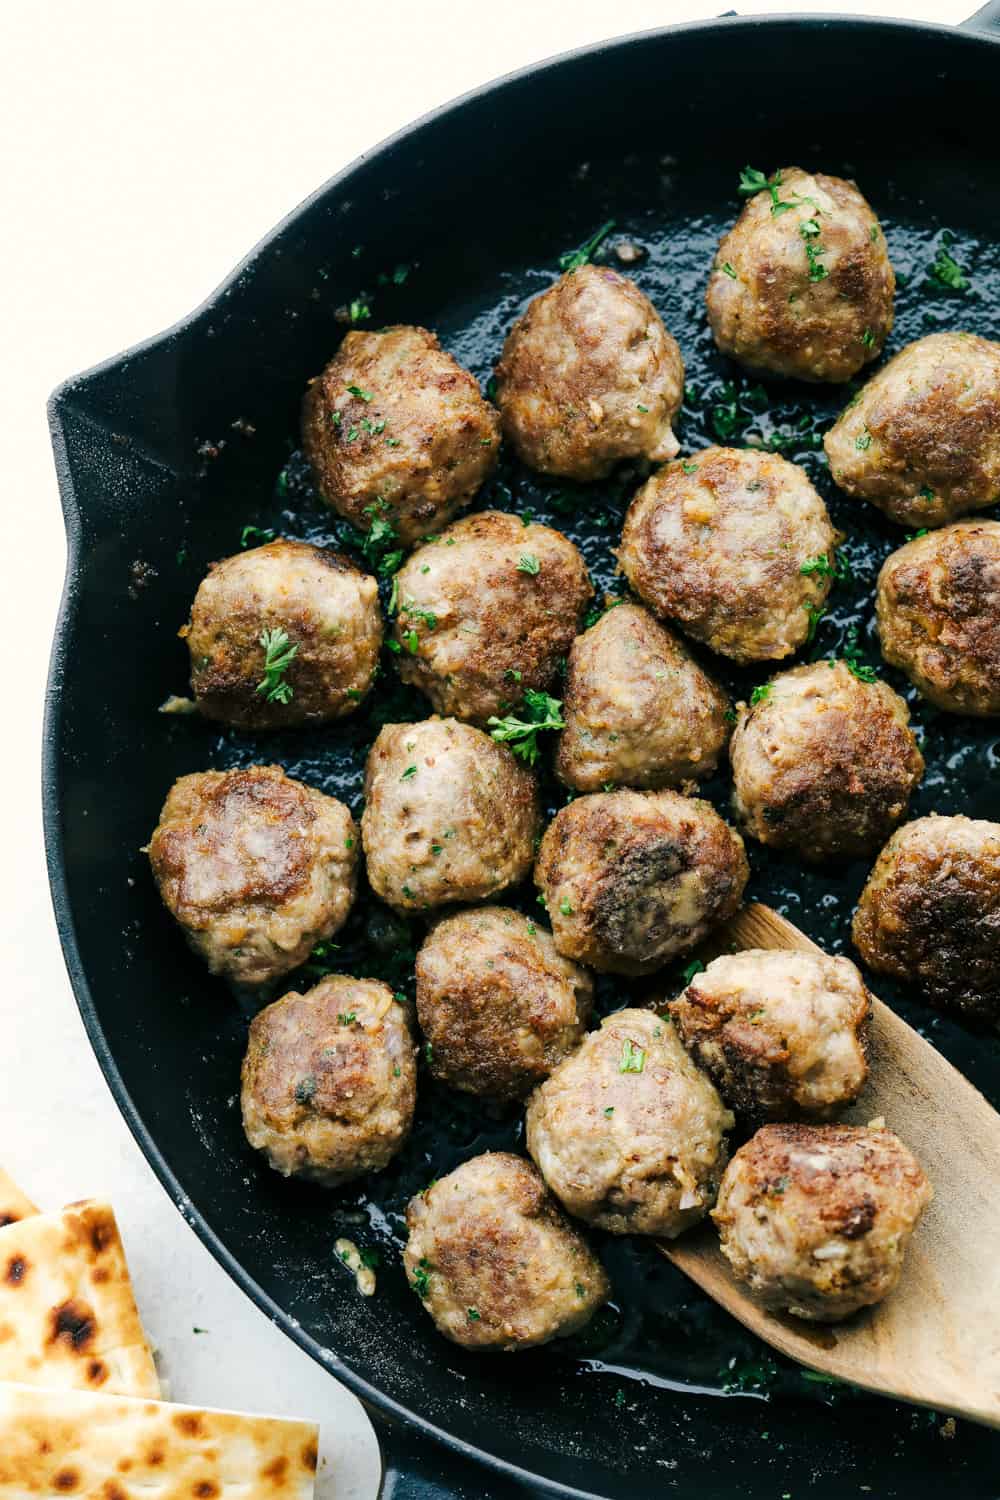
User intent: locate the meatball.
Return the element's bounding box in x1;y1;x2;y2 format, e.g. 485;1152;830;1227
669;949;871;1121
713;1122;932;1322
730;661;924;861
361;718;539;913
852;814;1000;1027
147;765;358;986
302;325;499;546
617;448;838;663
526;1009;733;1237
555;603;730;791
403;1153;609;1351
706;167;893;383
824;333;1000;527
535;789;748;976
494;265;684;479
876;521;1000;716
415;907;593;1100
392;512;592;724
182;539;382;729
241;975;416;1185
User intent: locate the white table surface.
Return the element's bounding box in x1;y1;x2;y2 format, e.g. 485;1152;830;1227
0;0;970;1492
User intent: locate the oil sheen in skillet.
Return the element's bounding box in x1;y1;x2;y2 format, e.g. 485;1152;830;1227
192;155;1000;1416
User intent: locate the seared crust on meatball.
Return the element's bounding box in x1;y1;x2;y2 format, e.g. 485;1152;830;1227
824;333;1000;527
852;814;1000;1026
494;265;684;480
183;539;382;729
403;1153;609;1350
361;718;539;913
706;167;893;384
535;789;748;976
669;949;871;1122
526;1009;733;1237
617;448;838;663
876;522;1000;716
392;512;592;724
241;975;416;1186
713;1123;932;1321
415;907;593;1100
556;603;730;791
730;661;924;861
148;765;358;986
302;325;499;546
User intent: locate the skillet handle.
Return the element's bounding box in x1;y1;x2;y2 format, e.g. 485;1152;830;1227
960;0;1000;28
373;1410;536;1499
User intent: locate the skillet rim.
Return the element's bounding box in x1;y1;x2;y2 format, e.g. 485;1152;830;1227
42;11;1000;1497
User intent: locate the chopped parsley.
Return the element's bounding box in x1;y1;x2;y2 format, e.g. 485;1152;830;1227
559;897;574;916
682;959;706;983
559;219;616;272
906;528;929;540
400;765;418;781
855;430;873;452
801;551;851;583
919;485;935;501
927;233;969;292
604;1106;615;1117
411;1259;432;1298
256;627;298;704
402;629;419;654
842;623;878;683
517;554;541;575
358;507;403;575
861;327;875;350
636;402;649;412
345;384;373;401
737;165;769;197
681;460;698;474
750;683;772;706
337;1012;357;1026
722;262;737;279
466;1307;481;1322
240;524;276;548
800;220;829;282
805;601;826;642
348;298;371;323
619;1039;646;1074
399;599;438;631
488;689;565;764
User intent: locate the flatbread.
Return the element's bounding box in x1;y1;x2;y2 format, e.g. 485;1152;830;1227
0;1167;37;1228
0;1382;318;1498
0;1199;159;1397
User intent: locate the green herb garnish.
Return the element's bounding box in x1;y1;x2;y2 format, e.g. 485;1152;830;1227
559;219;616;272
517;554;541;575
488;689;565;764
256;627;298;704
240;524;276;548
750;683;772;706
619;1039;646;1074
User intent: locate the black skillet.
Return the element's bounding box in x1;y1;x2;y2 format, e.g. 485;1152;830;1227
45;8;1000;1498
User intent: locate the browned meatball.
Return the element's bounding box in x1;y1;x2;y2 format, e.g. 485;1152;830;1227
730;661;924;861
415;907;593;1100
391;512;592;724
241;975;416;1185
555;603;730;792
494;265;684;479
526;1009;733;1237
182;539;382;729
669;949;871;1122
713;1123;932;1322
302;325;499;546
403;1153;609;1350
706;167;893;383
852;814;1000;1027
617;448;838;663
535;789;748;976
824;333;1000;528
147;766;358;986
876;522;1000;716
361;718;539;913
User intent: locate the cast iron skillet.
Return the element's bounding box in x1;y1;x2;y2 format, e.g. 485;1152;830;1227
45;9;1000;1498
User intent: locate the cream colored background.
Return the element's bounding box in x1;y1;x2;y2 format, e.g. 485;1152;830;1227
0;1;972;1493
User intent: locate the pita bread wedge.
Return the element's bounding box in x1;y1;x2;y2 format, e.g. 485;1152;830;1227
0;1199;159;1397
0;1167;37;1228
0;1382;318;1498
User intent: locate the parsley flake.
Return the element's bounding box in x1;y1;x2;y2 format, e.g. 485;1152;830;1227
488;689;565;764
619;1039;646;1074
517;554;541;575
256;627;298;704
559;219;616;272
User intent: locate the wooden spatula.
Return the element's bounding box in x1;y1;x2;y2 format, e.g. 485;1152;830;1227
660;902;1000;1429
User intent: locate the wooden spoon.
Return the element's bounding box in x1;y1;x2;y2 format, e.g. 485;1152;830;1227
660;902;1000;1429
